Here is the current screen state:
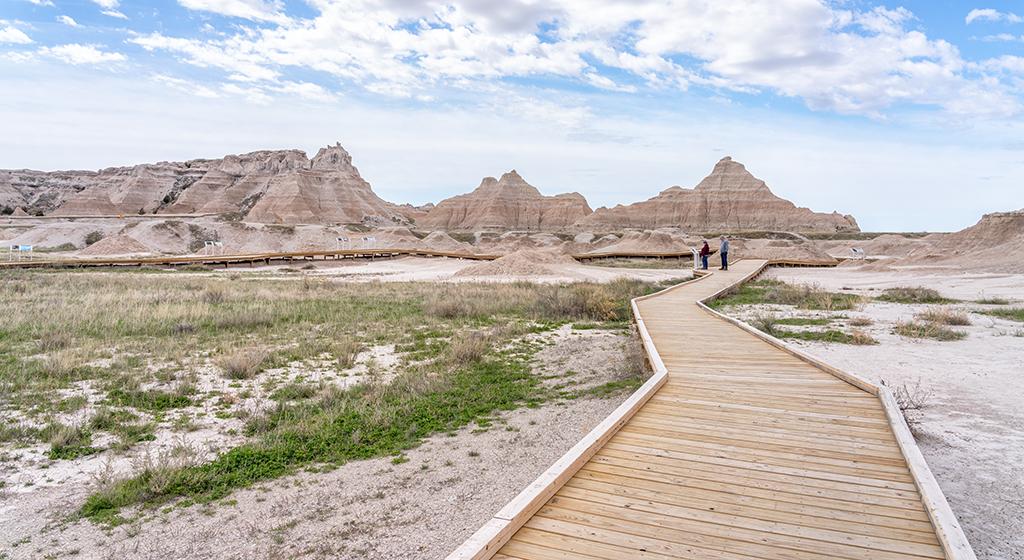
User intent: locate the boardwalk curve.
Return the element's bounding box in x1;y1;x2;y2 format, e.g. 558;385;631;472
449;259;975;560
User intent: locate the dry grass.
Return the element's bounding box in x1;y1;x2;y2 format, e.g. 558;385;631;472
216;348;270;379
848;316;874;327
893;321;967;341
878;287;956;304
881;379;933;433
916;308;971;326
849;329;878;345
446;332;491;365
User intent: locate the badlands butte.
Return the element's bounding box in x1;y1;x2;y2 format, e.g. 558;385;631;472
2;142;1022;272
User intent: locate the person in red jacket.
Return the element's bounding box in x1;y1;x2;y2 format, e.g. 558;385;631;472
699;240;710;270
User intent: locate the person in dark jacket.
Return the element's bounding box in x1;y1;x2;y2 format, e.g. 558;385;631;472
719;236;730;270
699;240;710;270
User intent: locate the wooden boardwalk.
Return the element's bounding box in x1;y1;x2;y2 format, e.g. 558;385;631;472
452;258;974;560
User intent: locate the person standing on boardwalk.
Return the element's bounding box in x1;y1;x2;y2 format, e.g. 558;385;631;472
719;236;729;270
699;240;710;270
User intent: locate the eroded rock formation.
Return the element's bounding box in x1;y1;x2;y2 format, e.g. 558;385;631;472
2;144;408;225
576;157;859;233
419;170;592;231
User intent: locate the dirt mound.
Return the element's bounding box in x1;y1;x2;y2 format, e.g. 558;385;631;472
78;234;153;256
584;229;690;255
454;249;576;277
421;231;473;253
898;210;1024;272
731;238;836;263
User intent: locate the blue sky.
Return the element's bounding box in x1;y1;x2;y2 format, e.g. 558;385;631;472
1;0;1023;231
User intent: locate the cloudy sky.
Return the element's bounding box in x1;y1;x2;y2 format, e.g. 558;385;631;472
1;1;1022;231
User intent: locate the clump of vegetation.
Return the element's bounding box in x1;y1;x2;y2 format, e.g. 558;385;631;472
84;231;104;246
44;422;97;460
980;308;1024;323
849;329;878;345
710;279;861;311
216;348;269;380
81;344;543;522
848;316;874;327
877;287;956;304
107;387;193;412
881;379;932;433
975;297;1010;305
916;308;971;326
583;257;690;270
893;321;966;341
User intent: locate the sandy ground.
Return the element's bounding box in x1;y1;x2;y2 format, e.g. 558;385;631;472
770;266;1024;302
1;326;645;560
225;256;695;284
735;267;1024;559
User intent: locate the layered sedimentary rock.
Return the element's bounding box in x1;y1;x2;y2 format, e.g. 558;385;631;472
577;157;859;233
2;144;407;225
903;209;1024;272
419;170;592;231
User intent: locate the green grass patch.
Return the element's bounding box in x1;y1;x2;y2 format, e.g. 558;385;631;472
894;321;967;341
576;377;646;398
877;287;957;304
980;308;1024;323
975;297;1010;305
710;279;861;311
80;339;546;522
107;388;193;412
773;317;832;326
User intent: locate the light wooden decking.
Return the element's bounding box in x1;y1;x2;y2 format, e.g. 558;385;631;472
471;259;972;560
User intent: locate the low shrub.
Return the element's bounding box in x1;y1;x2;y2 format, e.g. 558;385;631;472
878;287;956;304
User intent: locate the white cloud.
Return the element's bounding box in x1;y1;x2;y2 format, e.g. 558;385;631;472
978;33;1024;42
0;25;33;45
28;0;55;6
152;74;221;98
91;0;120;9
40;44;126;65
58;15;80;28
124;1;1023;119
177;0;289;24
102;10;129;19
966;9;1023;25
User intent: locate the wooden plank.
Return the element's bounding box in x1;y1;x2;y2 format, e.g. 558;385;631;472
450;258;974;560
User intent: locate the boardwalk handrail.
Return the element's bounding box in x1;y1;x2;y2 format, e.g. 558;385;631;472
447;258;976;560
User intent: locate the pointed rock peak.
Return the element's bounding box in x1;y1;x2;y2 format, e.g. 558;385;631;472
696;156;767;192
310;142;354;171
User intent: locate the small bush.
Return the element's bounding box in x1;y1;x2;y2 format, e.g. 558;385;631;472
333;338;362;369
38;330;73;352
84;231;104;246
848;316;874;327
916;308;971;326
217;348;269;379
108;388;192;411
849;329;879;345
878;287;955;304
751;314;781;337
202;288;226;305
44;422;97;460
447;332;490;365
894;321;966;341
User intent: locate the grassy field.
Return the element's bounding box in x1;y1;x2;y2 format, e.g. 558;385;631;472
584;257;692;269
0;269;668;524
